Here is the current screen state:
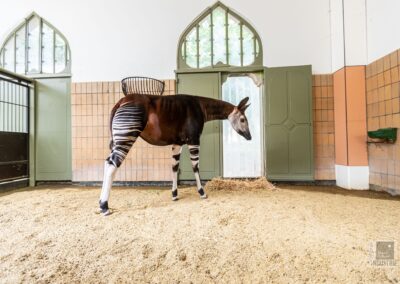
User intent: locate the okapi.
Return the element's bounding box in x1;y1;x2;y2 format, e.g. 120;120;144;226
99;94;251;215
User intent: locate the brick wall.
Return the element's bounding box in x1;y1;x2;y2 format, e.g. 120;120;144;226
71;80;176;182
366;49;400;195
312;74;335;180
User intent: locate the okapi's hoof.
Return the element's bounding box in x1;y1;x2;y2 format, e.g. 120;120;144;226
172;189;178;201
99;200;111;216
198;188;207;199
101;209;111;216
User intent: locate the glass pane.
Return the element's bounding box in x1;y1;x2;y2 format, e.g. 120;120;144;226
42;23;54;73
55;34;66;73
15;26;26;73
2;37;15;72
27;16;40;73
185;29;197;68
242;26;255;66
212;7;227;65
198;15;211;68
227;14;241;66
222;76;262;177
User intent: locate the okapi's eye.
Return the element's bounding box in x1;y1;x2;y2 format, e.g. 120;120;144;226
240;117;245;123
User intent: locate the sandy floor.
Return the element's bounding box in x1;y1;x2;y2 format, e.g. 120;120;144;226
0;184;399;283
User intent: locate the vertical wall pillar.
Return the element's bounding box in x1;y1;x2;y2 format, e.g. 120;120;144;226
333;66;369;189
330;0;369;189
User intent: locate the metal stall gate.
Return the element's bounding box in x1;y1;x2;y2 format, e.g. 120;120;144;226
0;69;34;188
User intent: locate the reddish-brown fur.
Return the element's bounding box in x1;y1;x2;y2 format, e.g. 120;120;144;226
110;94;236;146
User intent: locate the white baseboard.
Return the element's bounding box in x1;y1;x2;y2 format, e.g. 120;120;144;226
335;165;369;190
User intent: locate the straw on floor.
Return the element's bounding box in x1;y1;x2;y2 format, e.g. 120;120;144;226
205;177;276;191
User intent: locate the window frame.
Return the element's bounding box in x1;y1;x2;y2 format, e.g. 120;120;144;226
0;12;71;77
177;1;263;72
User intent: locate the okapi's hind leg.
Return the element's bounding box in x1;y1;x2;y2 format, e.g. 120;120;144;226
171;145;182;201
188;145;207;199
99;105;145;216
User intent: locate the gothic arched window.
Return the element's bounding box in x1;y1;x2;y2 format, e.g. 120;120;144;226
0;13;71;75
178;2;262;70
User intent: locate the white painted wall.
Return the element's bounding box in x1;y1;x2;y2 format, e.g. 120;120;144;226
330;0;345;72
366;0;400;63
343;0;367;66
330;0;367;73
0;0;332;81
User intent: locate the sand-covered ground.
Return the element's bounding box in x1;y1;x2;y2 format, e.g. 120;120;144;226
0;184;399;283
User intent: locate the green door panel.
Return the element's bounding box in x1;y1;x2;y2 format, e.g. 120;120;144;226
265;66;313;181
35;78;71;181
267;126;289;174
177;73;220;180
289;71;311;123
267;73;288;125
289;126;312;174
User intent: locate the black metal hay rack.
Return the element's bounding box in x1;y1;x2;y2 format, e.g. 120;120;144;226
121;76;165;96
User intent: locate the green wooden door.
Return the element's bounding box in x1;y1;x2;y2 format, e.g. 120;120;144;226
265;66;313;181
177;73;221;180
35;77;72;181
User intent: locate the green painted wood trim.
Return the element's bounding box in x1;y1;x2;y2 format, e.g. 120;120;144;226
29;83;36;186
0;67;34;83
176;65;264;75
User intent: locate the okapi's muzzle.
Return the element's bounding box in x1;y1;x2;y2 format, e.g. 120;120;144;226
244;131;252;141
238;129;252;140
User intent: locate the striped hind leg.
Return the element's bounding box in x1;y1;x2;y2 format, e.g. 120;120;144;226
188;145;207;199
99;105;145;215
171;144;182;201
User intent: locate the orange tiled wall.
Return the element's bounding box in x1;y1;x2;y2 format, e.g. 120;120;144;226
366;49;400;195
71;80;176;182
312;75;335;180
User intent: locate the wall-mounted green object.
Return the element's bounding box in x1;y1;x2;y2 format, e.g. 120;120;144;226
368;128;397;143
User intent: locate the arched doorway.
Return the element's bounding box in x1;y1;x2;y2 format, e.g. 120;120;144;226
176;2;264;179
176;2;314;181
0;12;72;182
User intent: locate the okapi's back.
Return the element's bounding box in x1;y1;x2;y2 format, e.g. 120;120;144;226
153;95;205;123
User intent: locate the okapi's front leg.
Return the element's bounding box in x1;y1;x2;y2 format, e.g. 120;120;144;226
171;144;182;201
188;145;207;199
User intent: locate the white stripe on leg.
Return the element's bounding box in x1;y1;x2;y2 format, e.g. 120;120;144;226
100;162;117;204
188;145;207;199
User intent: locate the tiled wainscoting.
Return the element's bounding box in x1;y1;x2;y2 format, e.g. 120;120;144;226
71;80;176;182
71;77;334;183
366;49;400;195
312;75;335;180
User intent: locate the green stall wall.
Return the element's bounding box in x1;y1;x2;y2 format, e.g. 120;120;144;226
264;65;314;181
35;77;71;181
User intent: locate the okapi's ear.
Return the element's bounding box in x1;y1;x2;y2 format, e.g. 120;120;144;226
238;97;250;111
241;103;250;112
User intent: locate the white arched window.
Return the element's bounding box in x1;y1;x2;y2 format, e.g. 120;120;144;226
178;2;262;70
0;13;71;75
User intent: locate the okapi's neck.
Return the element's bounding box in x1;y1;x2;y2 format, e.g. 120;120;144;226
198;97;235;122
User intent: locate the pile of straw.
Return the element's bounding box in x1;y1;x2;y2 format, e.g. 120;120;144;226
205;176;276;191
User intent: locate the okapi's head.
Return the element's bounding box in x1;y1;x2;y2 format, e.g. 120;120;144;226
228;97;252;140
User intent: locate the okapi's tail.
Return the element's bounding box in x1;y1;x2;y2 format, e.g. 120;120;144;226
108;102;121;150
